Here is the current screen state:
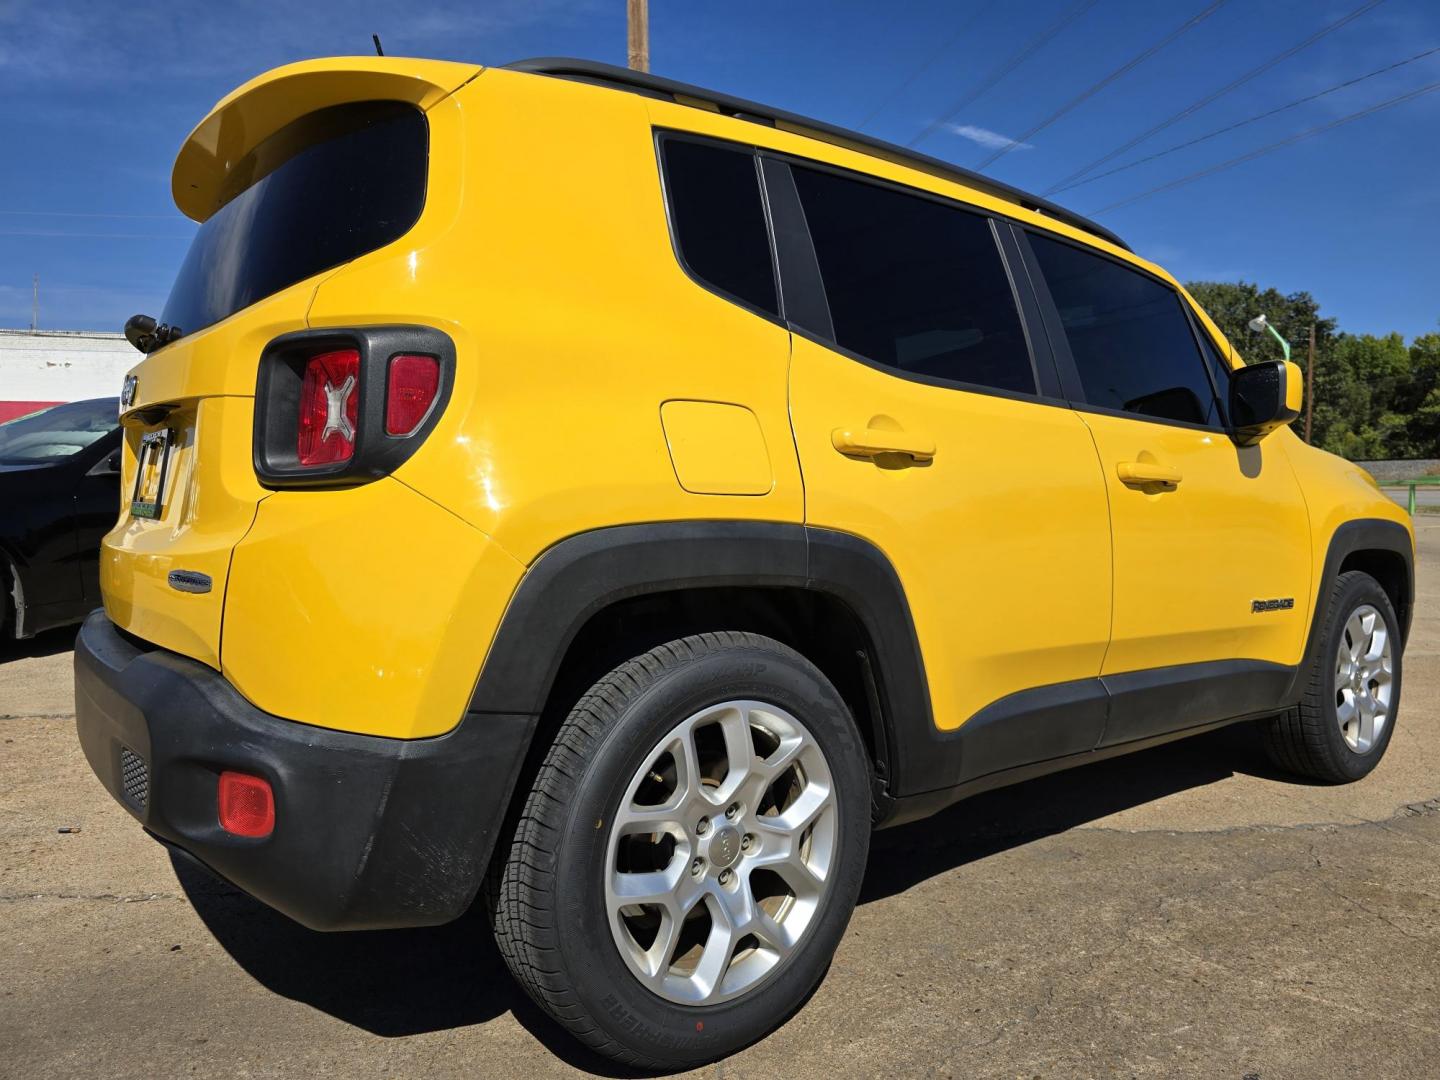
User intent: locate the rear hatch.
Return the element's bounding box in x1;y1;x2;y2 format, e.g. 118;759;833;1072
103;58;479;667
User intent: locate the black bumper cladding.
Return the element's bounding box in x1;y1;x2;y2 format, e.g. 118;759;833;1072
73;611;535;931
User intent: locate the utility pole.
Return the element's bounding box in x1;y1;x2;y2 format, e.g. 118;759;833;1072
31;273;38;333
1305;322;1316;444
627;0;649;72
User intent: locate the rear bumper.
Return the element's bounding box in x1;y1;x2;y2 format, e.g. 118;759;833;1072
74;611;535;931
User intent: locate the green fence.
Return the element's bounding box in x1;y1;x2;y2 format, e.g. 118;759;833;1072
1382;477;1440;515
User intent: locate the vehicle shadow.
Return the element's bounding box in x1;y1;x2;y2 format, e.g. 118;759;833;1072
171;854;631;1075
172;720;1297;1073
0;625;78;663
862;721;1299;903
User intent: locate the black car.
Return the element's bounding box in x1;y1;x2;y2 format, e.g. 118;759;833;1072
0;398;121;640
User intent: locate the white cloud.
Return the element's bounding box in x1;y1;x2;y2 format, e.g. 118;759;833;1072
942;123;1033;152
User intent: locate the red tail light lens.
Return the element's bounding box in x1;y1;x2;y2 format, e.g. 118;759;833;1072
297;349;360;466
385;354;441;436
217;771;275;838
255;328;452;486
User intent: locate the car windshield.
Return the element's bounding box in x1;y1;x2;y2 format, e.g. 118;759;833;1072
0;399;118;465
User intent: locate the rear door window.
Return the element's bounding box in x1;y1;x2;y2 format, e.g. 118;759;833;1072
789;164;1035;395
659;137;778;316
162;101;428;337
1029;232;1222;427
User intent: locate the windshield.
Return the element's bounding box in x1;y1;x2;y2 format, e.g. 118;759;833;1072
161;100;427;338
0;398;118;465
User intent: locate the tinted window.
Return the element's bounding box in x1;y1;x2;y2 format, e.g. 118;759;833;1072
1195;326;1231;426
163;101;428;337
1030;233;1221;426
661;139;778;315
790;165;1034;394
0;398;118;465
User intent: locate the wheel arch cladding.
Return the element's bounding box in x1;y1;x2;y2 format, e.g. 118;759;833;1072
1286;518;1414;704
1321;519;1413;643
465;521;939;801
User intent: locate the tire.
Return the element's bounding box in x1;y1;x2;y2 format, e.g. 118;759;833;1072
487;631;872;1070
1263;570;1403;783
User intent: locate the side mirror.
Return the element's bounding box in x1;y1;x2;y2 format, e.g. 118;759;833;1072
1230;359;1303;445
88;448;122;477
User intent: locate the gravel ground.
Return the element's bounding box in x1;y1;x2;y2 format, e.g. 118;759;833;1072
2;520;1437;1079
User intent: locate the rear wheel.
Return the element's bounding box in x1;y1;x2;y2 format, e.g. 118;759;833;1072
1263;570;1402;783
488;631;871;1069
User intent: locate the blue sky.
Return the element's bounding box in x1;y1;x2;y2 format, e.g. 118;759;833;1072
2;0;1437;340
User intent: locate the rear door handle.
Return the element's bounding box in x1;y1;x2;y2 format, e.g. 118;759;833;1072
1116;460;1182;487
831;427;936;462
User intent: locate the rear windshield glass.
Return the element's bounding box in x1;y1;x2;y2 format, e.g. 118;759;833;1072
162;100;427;337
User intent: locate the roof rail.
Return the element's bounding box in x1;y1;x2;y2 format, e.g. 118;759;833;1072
503;57;1130;252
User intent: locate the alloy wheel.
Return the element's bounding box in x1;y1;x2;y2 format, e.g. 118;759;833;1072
603;699;838;1005
1334;603;1394;754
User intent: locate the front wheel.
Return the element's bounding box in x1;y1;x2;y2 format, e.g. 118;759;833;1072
488;632;871;1070
1263;570;1403;783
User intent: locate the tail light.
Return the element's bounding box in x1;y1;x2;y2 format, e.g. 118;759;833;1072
298;349;360;465
218;770;275;838
385;354;441;436
253;326;454;487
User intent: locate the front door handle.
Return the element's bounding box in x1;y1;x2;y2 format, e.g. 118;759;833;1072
831;427;936;462
1117;460;1182;487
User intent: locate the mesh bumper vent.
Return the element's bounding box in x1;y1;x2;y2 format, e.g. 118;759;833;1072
120;746;149;809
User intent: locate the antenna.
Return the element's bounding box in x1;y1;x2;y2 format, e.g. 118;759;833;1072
31;273;38;333
372;33;384;56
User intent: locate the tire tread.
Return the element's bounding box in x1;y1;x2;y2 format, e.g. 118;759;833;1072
487;631;804;1070
1262;570;1399;783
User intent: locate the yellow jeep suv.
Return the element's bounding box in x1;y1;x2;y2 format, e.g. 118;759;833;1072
76;56;1414;1068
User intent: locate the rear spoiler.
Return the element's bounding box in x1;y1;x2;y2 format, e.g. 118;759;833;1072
172;57;481;223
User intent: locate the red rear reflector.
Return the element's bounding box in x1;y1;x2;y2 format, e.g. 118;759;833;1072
385;354;440;436
298;349;360;466
218;771;275;838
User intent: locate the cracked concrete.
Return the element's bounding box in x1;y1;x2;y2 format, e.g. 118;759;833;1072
1;519;1437;1078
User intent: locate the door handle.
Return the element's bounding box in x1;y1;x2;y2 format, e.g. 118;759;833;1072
831;427;936;462
1116;460;1182;487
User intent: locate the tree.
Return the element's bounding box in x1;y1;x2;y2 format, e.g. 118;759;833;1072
1402;333;1440;457
1184;281;1439;460
1185;280;1336;365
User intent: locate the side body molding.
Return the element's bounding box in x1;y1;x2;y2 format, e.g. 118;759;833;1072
465;517;1412;829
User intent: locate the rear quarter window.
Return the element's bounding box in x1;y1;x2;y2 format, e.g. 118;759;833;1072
658;137;779;317
162;101;427;336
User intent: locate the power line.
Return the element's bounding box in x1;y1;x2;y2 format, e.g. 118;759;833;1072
1052;44;1440;194
973;0;1231;172
856;1;997;131
0;229;193;240
1092;77;1440;213
1043;0;1385;194
904;0;1098;148
0;210;181;220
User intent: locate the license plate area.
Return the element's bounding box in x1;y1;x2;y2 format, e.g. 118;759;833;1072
131;429;173;520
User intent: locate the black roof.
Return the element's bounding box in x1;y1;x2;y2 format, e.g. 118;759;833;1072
504;57;1129;252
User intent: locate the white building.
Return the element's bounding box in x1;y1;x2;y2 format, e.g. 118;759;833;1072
0;329;136;422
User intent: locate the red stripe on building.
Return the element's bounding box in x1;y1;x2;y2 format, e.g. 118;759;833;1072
0;400;63;423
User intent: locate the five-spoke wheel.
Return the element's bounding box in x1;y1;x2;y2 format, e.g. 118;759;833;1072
1264;570;1403;783
488;632;870;1071
605;700;837;1004
1333;603;1394;754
